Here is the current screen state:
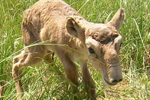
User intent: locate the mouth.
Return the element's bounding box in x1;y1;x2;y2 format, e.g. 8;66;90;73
103;78;117;86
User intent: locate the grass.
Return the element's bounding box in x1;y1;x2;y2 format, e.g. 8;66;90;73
0;0;150;99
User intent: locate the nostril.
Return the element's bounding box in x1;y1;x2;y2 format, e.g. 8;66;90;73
118;78;123;82
111;79;118;83
110;78;123;84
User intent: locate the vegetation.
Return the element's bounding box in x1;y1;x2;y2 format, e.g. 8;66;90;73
0;0;150;99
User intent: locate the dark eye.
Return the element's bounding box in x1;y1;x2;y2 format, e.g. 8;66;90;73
88;47;95;54
100;38;111;44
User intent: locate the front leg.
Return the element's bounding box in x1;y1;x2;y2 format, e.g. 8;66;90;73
56;51;78;93
81;61;96;99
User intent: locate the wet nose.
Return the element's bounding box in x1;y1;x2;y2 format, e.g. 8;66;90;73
110;78;123;84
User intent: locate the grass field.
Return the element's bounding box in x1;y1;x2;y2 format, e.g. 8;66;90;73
0;0;150;99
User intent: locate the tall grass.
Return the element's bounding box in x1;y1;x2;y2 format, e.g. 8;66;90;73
0;0;150;99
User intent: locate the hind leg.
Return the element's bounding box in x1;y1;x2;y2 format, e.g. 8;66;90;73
12;48;45;100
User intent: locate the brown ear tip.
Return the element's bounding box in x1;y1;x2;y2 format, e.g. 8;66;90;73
67;17;72;20
82;27;86;31
120;8;124;10
120;8;125;13
66;17;74;22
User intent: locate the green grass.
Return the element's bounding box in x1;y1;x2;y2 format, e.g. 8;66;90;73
0;0;150;99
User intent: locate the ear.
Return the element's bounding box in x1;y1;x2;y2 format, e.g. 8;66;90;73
66;17;85;43
108;8;125;30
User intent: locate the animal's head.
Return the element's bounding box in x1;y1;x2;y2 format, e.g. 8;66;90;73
85;8;124;86
65;8;124;86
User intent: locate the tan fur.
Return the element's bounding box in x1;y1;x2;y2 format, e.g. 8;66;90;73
12;0;125;99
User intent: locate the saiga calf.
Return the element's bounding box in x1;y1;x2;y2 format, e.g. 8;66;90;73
12;0;125;99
